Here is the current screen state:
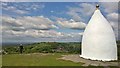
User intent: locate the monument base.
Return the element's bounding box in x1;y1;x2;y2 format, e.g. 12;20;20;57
79;55;117;61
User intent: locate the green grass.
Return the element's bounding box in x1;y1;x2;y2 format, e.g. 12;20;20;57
2;53;83;66
0;55;2;67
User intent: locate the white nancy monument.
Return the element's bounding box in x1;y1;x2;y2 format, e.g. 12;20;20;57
80;5;117;61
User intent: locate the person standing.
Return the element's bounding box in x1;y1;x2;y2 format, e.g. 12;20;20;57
19;44;23;54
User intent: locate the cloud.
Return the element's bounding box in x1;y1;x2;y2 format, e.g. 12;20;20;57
29;4;45;11
2;28;83;42
2;3;28;14
67;3;95;22
100;2;118;13
2;15;83;42
1;0;119;2
7;30;63;38
67;7;83;21
99;0;119;2
2;15;59;37
57;19;86;29
2;15;58;31
106;12;118;39
50;16;67;21
79;3;95;16
0;0;33;2
2;2;45;14
2;15;63;42
15;30;64;38
19;3;45;11
107;12;118;22
50;10;54;13
2;16;22;26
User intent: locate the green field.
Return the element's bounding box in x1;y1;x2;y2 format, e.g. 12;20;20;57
0;55;1;67
2;53;83;66
2;42;120;67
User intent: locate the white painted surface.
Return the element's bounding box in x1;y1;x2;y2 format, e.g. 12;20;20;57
80;9;117;61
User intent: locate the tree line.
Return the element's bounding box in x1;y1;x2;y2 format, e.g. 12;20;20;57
2;42;81;54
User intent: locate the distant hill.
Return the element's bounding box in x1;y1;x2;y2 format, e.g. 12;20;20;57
2;42;81;54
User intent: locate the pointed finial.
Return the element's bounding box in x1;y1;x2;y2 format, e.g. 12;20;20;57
96;4;99;10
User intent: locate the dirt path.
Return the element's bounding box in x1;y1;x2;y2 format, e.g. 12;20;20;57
58;54;119;66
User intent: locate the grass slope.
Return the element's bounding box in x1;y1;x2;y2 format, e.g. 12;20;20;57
2;53;83;66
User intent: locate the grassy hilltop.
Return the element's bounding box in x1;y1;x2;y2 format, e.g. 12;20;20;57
2;42;82;66
1;42;120;66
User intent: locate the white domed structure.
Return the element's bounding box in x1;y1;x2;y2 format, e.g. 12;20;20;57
80;5;117;61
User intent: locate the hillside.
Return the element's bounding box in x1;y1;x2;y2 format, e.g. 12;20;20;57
2;42;120;66
2;42;81;54
2;42;120;60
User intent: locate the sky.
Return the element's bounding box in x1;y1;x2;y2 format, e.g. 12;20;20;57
1;2;119;43
0;0;119;2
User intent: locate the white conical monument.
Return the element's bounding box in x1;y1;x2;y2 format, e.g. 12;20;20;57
80;4;117;61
